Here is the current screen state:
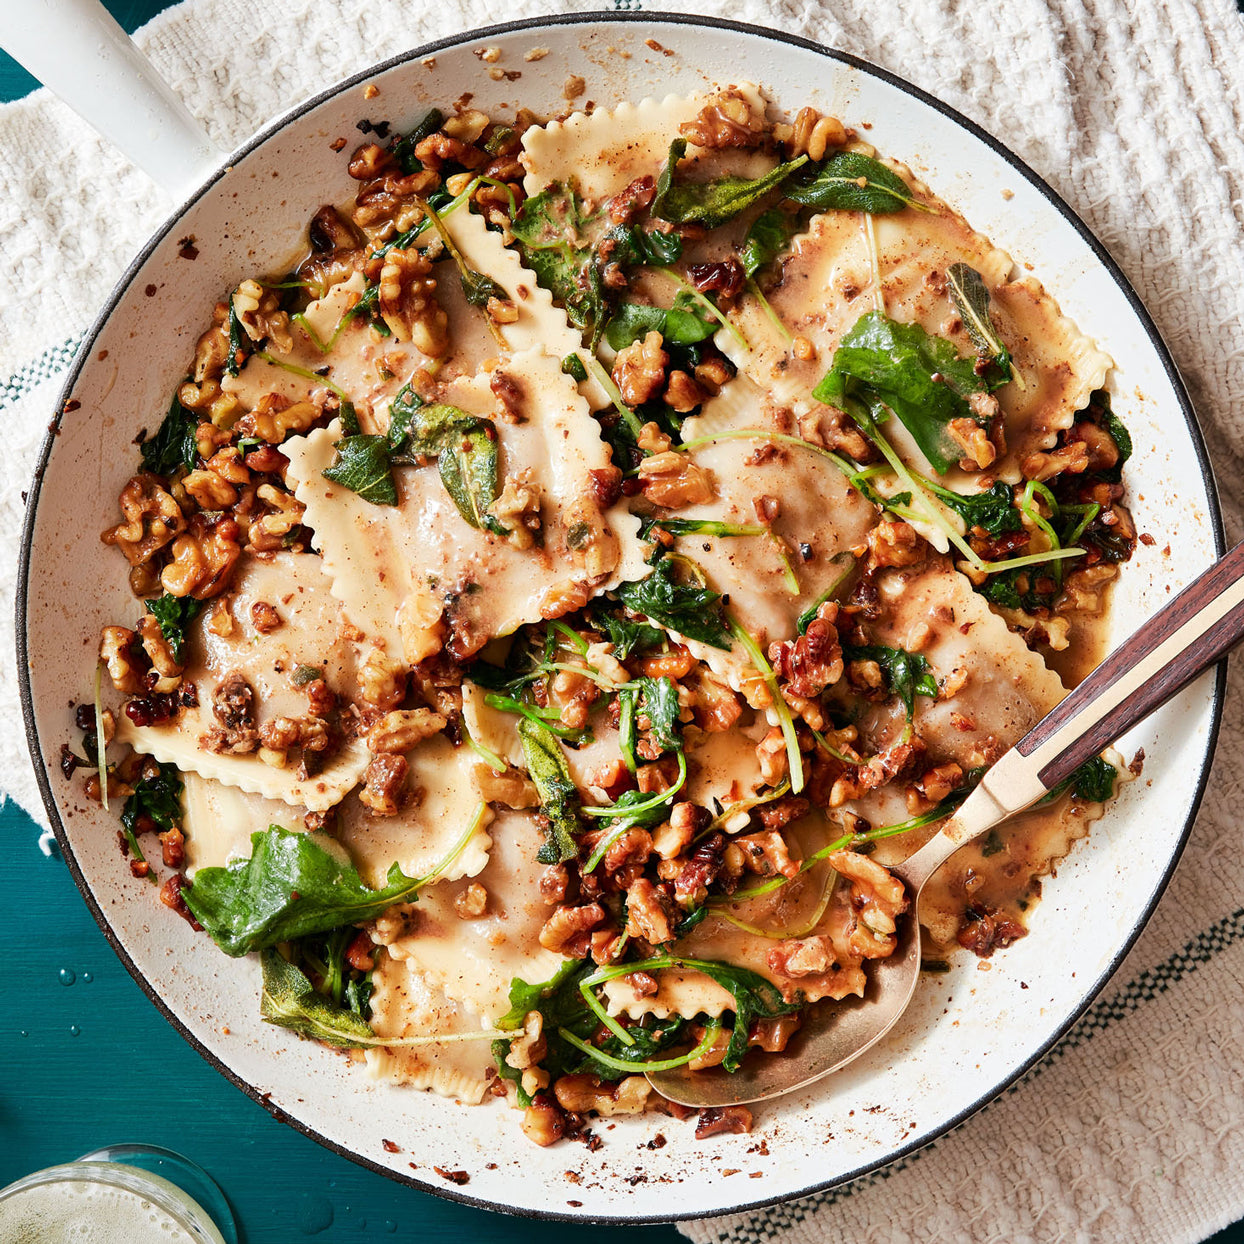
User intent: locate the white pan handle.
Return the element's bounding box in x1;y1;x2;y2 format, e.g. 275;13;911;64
0;0;223;197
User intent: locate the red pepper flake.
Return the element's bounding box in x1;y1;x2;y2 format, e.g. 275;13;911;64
177;236;199;260
382;1139;401;1153
144;284;158;297
434;1166;470;1185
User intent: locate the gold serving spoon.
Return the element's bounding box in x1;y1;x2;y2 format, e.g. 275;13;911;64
649;539;1244;1107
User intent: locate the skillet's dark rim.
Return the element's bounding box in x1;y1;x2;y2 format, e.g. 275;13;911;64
16;9;1226;1226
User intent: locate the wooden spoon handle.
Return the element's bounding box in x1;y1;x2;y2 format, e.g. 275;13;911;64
1017;540;1244;792
903;543;1244;885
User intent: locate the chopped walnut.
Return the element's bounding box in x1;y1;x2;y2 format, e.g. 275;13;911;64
664;370;706;413
367;708;447;753
359;754;409;816
691;669;742;733
182;467;238;511
624;878;677;944
783;107;847;160
250;601;282;634
521;1095;567;1146
555;1074;651;1117
359;649;407;709
612;331;668;407
248;394;321;445
734;830;799;878
917;762;964;805
637;451;715;509
454;883;489;919
948;416;997;470
137;615;183;691
768;602;843;697
831;849;909;957
160;515;242;600
231;278;292;354
867;519;924;569
100;627;141;694
102;474;186;568
474;763;538;808
695;1105;753;1139
488;469;543;550
680;90;765;149
379;248;449;355
756;727;789;785
539;903;605;956
1022;441;1090;483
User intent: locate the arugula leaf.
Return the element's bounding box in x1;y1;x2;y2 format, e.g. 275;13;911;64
635;676;682;755
438;425;503;534
1106;409;1132;467
795;551;857;634
929;480;1022;537
601;223;684;268
226;298;249;377
688;958;802;1072
511;186;606;338
845;643;938;720
390;107;444;174
419;197;510;310
322;435;398;506
518;718;582;864
741;207;801;277
653;139;807;229
494;962;598;1095
120;760;183;837
185;824;435;956
814;310;988;474
784;151;923;213
143;594;203;664
562;353;588;383
260;948;376;1048
593;609;664;659
613;559;731;650
1070;755;1118;801
605;293;717;351
140;391;199;475
947;263;1013;378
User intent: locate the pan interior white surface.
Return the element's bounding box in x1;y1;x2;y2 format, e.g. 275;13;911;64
19;17;1218;1222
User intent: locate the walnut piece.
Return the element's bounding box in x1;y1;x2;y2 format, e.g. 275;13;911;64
378;249;449;355
366;707;447;753
612;331;668;407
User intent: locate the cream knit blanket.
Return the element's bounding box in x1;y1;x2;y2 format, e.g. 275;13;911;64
2;1;1243;1240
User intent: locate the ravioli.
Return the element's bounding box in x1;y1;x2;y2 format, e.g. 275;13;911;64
282;348;647;662
116;552;370;811
373;810;568;1024
719;171;1111;486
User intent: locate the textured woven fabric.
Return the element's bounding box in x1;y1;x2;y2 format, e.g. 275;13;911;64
2;0;1243;1238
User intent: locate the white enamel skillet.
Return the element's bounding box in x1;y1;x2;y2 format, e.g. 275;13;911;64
11;4;1224;1223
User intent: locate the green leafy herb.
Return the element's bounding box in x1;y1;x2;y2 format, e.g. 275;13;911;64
185;809;485;956
613;560;731;650
927;479;1022;537
1070;755;1118;801
292;664;324;686
796;551;857;634
418;196;509;310
814;310;988;474
140;391;199;475
226;298;249;377
493;962;598;1094
1106;409;1132;467
511;186;606;339
260;948;376;1048
593;609;664;659
561;353;588;383
390;107;444;174
518;718;582;864
605;294;717;351
946;263;1013;379
653;139;807;229
784;151;925;214
845;643;938;720
600;223;684;268
143;594;203;664
980;828;1005;858
635;676;682;755
120;760;183;837
437;425;503;534
322;435;398;506
741;207;801;277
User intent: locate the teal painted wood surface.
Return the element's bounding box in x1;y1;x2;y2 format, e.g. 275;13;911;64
0;801;684;1242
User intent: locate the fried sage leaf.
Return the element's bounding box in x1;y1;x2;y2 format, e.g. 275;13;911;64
322;434;399;506
947;262;1013;378
784;151;925;214
613;558;731;651
260;949;376;1048
653;138;807;229
518;717;582;864
437;425;503;534
741;207;802;277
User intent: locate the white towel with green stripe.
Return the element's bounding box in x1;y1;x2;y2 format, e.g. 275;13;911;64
2;1;1244;1240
